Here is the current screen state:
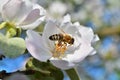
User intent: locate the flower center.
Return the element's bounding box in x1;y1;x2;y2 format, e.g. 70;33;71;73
52;40;73;58
52;41;66;58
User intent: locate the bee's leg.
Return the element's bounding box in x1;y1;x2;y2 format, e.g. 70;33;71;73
53;41;63;57
61;42;67;52
57;41;62;46
55;41;62;50
57;42;67;58
53;41;60;57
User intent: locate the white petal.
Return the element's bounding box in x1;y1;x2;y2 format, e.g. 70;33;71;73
60;22;79;38
90;35;99;55
50;59;75;70
89;49;97;55
19;4;46;29
92;34;99;43
21;9;41;26
62;14;71;23
79;26;94;44
73;22;80;26
42;20;62;50
25;30;52;62
66;44;94;63
19;16;45;29
0;0;9;13
43;20;62;37
1;0;32;22
60;19;80;36
65;25;78;36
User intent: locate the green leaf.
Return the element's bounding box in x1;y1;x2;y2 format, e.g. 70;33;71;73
26;58;64;80
65;68;81;80
0;33;26;58
26;58;51;74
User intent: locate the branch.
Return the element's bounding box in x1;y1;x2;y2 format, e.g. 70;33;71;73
96;26;120;38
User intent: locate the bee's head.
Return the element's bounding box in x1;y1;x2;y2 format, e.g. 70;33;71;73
69;38;74;44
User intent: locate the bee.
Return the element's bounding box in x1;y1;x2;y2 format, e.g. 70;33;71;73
49;33;74;45
49;24;74;58
49;25;74;45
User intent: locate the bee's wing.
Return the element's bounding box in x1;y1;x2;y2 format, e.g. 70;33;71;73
55;24;66;34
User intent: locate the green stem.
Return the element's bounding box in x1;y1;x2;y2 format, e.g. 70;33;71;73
65;68;80;80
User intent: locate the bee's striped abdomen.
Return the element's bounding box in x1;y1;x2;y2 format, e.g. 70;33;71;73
49;34;63;41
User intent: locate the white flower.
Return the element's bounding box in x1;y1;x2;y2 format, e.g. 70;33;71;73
49;1;67;15
48;1;67;17
0;0;46;30
25;15;99;70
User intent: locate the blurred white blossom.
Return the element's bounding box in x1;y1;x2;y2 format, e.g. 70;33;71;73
71;9;87;21
48;1;67;18
30;0;38;3
25;15;99;70
0;0;46;30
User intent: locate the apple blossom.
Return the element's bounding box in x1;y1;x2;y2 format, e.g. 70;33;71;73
0;0;46;30
25;15;99;70
48;1;67;17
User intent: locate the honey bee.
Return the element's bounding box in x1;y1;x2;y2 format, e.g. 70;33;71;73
49;33;74;45
49;24;74;58
49;25;74;45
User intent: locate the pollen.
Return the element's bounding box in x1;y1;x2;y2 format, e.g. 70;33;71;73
52;41;68;58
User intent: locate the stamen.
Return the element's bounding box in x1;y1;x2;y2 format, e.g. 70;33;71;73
52;41;68;58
